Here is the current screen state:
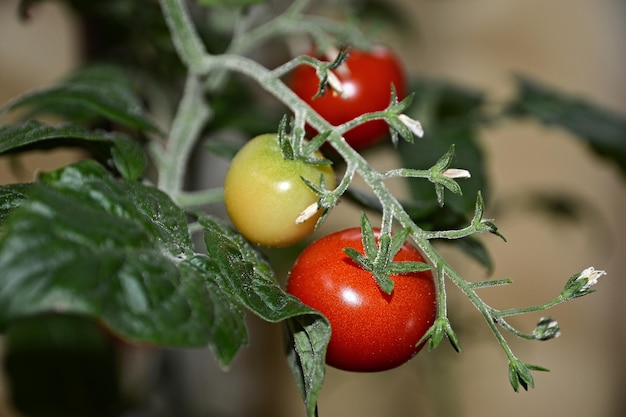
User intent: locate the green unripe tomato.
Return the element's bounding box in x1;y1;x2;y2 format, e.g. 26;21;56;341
224;134;336;247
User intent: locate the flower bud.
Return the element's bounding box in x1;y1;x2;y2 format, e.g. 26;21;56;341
561;266;606;299
532;317;560;340
442;168;471;179
397;114;424;138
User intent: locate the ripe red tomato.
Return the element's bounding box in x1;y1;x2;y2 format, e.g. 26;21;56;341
286;227;436;372
224;134;336;247
289;46;407;149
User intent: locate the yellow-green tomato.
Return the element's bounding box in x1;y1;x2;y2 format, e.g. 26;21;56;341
224;134;336;247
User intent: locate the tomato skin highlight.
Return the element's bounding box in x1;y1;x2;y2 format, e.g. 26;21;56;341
223;134;336;247
289;46;407;149
286;228;436;372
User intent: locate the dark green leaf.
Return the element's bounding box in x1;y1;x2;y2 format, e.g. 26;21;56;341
0;120;146;180
108;134;148;181
2;65;162;136
0;160;330;412
286;316;329;417
507;75;626;177
0;160;218;347
0;183;32;225
198;216;330;416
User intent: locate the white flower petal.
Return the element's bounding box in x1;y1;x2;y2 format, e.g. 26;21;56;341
398;114;424;138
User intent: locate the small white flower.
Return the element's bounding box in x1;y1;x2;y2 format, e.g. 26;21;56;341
397;114;424;138
295;202;319;224
324;70;348;98
443;168;471;179
578;266;606;291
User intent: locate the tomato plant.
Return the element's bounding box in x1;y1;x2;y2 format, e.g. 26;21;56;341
0;0;613;416
286;227;436;372
289;46;407;149
224;133;336;247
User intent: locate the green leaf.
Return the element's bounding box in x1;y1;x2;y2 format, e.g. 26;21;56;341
0;183;32;226
0;161;219;343
197;216;330;416
0;121;147;180
286;316;329;417
0;161;215;344
0;161;330;413
2;65;162;136
0;161;254;363
506;75;626;177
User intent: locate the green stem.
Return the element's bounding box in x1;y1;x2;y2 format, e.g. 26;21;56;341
495;317;536;340
176;189;225;208
180;51;540;376
157;1;564;388
434;265;449;325
495;295;566;318
227;1;368;58
158;0;208;72
227;0;311;55
155;74;212;196
422;225;480;240
380;168;431;179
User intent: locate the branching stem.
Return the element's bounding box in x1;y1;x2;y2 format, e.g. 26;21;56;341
157;0;593;395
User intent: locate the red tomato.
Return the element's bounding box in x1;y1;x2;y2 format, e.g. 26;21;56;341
286;228;436;372
289;46;407;149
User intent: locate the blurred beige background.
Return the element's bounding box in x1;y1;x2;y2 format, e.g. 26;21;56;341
1;0;625;416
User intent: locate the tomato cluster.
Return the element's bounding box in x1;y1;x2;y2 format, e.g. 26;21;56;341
226;47;432;372
223;134;336;247
289;46;407;149
286;228;436;372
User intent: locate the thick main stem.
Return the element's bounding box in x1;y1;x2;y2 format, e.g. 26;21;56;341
156;75;211;196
